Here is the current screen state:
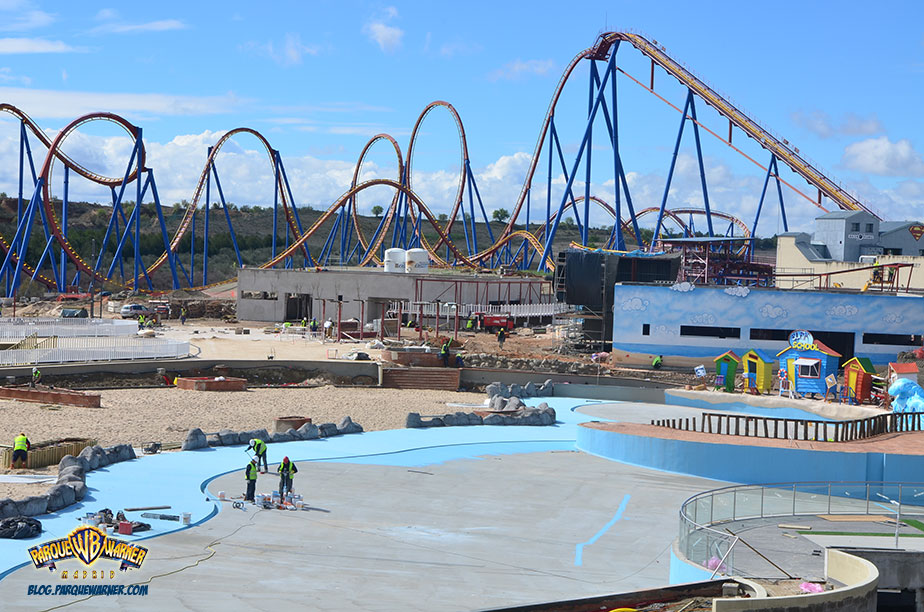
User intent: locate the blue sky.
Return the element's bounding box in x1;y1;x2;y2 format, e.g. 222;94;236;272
0;0;922;236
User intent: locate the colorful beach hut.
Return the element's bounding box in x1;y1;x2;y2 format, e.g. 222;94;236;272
776;331;841;398
888;362;919;385
842;357;875;404
742;349;774;394
713;351;740;392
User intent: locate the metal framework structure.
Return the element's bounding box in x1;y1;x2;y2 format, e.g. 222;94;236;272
0;32;878;296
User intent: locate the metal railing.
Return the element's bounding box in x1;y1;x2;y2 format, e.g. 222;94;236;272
0;318;138;339
0;336;189;365
679;481;924;576
388;302;571;318
652;411;924;443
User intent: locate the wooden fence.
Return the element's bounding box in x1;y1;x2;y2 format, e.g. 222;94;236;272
0;437;96;469
651;411;924;443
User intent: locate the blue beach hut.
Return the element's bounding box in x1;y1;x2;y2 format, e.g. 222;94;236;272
776;331;841;397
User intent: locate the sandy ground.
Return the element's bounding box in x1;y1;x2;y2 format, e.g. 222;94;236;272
0;385;484;500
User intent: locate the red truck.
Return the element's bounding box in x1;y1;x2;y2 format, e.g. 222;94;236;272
467;312;515;333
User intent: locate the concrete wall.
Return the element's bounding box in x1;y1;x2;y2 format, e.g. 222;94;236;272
237;267;551;323
458;368;670;393
0;358;379;381
610;283;924;365
712;549;877;611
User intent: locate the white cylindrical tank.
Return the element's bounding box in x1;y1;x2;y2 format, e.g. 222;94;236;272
383;248;406;273
405;248;430;274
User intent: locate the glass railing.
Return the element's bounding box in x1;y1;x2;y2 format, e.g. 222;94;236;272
678;481;924;576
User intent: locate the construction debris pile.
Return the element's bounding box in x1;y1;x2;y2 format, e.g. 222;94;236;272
182;416;363;451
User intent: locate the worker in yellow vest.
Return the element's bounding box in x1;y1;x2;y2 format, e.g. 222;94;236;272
11;432;30;469
244;458;258;501
249;438;268;473
278;456;298;496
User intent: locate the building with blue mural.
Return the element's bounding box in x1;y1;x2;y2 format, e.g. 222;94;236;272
611;283;924;366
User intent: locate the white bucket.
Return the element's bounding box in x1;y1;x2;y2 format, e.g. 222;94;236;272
218;491;226;500
104;525;113;534
295;501;304;509
182;513;191;525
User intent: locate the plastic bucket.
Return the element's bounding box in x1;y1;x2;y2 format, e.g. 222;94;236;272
182;513;191;525
218;491;226;500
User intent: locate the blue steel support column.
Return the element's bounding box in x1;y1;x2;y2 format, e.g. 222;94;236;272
147;170;180;289
468;163;494;245
610;50;624;250
9;182;42;293
651;91;693;252
189;208;196;284
271;150;279;263
203;146;212;284
688;96;714;237
546;115;553;245
550;123;583;231
60;166;69;290
275;151;310;266
751;153;776;237
17;122;24;224
773;157;788;232
583;60;596;246
133;129;143;290
94;141;140;282
0;179;43;292
209;160;243;268
538;48;617;270
466;161;477;255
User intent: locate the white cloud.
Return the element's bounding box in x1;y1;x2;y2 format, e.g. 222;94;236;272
242;33;318;66
488;59;555;81
92;19;187;34
759;304;786;319
0;38;82;54
440;41;481;58
364;22;403;53
842;136;924;177
94;8;118;21
670;281;695;292
724;286;750;297
0;67;30;85
826;304;858;318
690;313;715;324
0;86;243;118
0;9;54;32
621;297;648;311
792;111;884;139
885;313;903;324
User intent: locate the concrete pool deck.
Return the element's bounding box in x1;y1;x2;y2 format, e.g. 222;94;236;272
1;392;923;610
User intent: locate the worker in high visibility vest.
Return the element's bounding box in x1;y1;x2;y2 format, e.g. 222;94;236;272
249;438;268;473
439;340;451;367
244;458;258;501
30;367;41;388
11;432;30;469
277;456;298;496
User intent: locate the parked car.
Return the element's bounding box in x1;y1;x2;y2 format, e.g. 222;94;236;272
120;304;153;319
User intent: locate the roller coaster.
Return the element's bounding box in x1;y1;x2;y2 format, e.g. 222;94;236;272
0;31;878;296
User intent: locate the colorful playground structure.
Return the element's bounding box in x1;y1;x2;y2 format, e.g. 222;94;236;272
0;32;885;297
711;330;920;407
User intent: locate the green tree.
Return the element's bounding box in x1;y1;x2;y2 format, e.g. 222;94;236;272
492;208;510;223
437;213;448;223
372;205;383;218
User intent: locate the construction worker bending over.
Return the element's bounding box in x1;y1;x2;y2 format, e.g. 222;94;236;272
30;367;41;388
249;438;268;473
244;458;258;501
11;432;30;469
652;355;663;370
278;456;298;496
